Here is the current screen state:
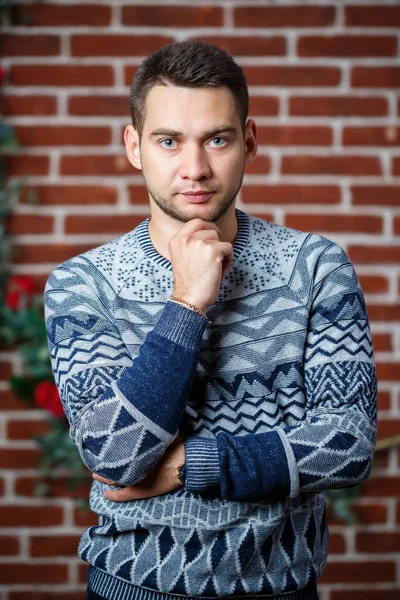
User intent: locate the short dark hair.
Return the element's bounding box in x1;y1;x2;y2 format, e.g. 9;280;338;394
129;41;249;139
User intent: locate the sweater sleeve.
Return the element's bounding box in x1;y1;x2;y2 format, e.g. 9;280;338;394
44;257;207;487
183;243;377;502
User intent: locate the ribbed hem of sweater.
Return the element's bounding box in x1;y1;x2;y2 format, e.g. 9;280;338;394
153;299;209;349
87;566;318;600
184;436;220;493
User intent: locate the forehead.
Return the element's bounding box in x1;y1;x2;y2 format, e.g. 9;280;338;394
142;85;241;135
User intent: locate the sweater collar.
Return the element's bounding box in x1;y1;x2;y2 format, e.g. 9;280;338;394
136;208;250;272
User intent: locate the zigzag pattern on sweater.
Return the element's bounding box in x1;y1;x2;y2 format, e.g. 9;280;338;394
44;209;377;598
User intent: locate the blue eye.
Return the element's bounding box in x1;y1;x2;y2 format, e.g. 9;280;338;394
210;137;227;147
160;139;177;149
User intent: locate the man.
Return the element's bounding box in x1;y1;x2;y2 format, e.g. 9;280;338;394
44;41;377;600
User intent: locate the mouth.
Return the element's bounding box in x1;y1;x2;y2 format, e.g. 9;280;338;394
179;192;215;204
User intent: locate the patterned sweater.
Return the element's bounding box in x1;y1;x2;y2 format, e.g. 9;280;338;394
44;208;377;600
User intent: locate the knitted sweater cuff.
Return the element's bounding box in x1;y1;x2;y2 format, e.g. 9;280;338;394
183;437;220;494
152;300;208;350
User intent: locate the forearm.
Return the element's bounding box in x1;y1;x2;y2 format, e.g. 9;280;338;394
183;405;376;502
58;301;207;485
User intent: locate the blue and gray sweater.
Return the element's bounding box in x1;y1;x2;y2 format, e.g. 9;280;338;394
44;208;377;600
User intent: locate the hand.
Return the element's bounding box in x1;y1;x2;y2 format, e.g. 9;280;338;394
169;219;233;312
92;436;185;502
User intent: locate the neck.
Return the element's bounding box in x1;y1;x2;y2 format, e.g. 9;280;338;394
147;203;238;262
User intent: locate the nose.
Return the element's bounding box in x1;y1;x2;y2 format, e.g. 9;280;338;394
178;143;211;180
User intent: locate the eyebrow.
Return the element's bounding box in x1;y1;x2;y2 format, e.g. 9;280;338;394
148;125;239;139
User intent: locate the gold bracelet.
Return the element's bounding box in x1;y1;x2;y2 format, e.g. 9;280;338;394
169;295;209;321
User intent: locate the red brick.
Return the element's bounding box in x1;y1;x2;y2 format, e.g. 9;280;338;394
79;563;89;584
289;96;388;117
320;560;395;584
234;6;335;27
378;391;391;411
0;34;60;56
249;97;279;116
11;3;110;26
0;563;68;584
0;505;63;527
371;333;392;352
71;35;174;57
356;532;400;553
367;305;400;321
122;6;222;27
74;506;98;528
61;154;132;176
4;154;49;176
378;419;400;441
124;66;139;86
344;127;400;146
128;186;153;205
1;95;57;116
376;363;400;381
393;158;400;176
10;65;113;87
349;246;400;264
258;126;332;146
298;36;396;57
15;476;90;499
20;185;117;206
331;591;400;600
0;390;27;411
352;67;400;88
351;186;400;206
373;451;390;471
7;419;49;440
0;478;4;496
30;535;81;557
69;95;127;116
282;156;381;176
190;35;286;57
0;361;12;381
14;126;111;147
393;217;400;235
244;66;340;87
285;214;382;234
245;156;271;175
13;244;96;265
0;448;40;469
328;532;346;553
0;536;19;556
328;502;388;526
242;185;340;205
359;275;389;294
345;5;400;27
5;214;54;235
65;215;144;235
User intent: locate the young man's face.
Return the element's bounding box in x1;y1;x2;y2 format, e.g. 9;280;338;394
125;84;257;224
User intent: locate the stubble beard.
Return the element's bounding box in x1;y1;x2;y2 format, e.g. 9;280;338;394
141;164;245;224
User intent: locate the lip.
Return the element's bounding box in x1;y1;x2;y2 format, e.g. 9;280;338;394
180;192;214;204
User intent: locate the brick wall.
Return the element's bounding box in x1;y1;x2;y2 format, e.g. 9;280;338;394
1;1;399;598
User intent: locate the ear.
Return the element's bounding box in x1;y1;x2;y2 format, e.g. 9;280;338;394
124;125;142;170
244;119;258;166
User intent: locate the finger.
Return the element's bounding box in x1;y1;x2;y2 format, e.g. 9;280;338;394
104;487;141;502
176;218;221;237
92;473;121;486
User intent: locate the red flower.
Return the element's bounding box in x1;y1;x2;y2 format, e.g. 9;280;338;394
6;275;36;310
34;381;65;418
0;67;5;86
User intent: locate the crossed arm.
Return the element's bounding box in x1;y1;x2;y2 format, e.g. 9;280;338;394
45;243;377;505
